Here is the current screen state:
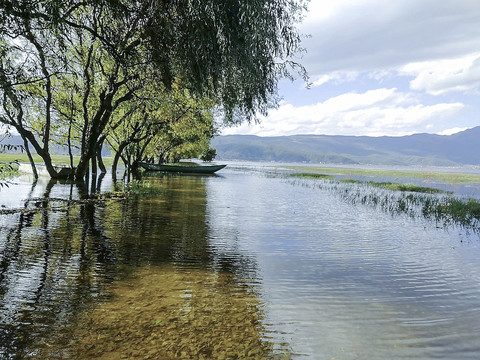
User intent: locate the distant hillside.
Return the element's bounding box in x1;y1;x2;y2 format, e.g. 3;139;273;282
211;127;480;166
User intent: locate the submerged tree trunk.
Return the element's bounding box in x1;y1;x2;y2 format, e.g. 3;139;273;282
16;127;61;178
91;145;97;175
111;141;129;176
96;137;107;174
23;138;38;179
68;117;74;169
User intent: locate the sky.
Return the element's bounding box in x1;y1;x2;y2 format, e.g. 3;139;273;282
222;0;480;137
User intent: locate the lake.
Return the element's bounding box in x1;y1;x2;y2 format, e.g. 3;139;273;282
1;163;480;359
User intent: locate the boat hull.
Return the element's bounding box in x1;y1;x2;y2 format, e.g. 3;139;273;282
139;162;226;174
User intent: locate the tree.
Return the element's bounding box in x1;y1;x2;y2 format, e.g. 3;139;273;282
106;80;217;177
200;148;216;162
1;0;308;181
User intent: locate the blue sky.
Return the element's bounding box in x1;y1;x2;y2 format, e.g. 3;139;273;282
223;0;480;137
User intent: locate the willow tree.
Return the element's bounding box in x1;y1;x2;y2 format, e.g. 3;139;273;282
105;79;217;177
0;0;308;181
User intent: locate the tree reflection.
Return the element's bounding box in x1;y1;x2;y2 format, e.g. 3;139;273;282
0;174;267;359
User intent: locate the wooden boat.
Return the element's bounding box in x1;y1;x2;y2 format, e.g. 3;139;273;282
139;162;226;174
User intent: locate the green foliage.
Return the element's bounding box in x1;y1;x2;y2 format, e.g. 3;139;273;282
200;147;217;162
0;160;19;187
139;0;308;121
105;80;218;171
1;0;307;180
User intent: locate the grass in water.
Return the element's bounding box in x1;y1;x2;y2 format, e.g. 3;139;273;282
362;181;450;194
429;198;480;224
286;165;480;185
291;173;450;194
290;172;480;230
127;180;165;197
290;172;335;180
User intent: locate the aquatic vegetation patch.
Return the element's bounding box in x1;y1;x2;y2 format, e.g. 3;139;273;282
126;180;165;197
291;172;335;180
362;181;451;194
291;173;449;194
423;198;480;227
288;176;480;232
286;166;480;185
343;188;480;230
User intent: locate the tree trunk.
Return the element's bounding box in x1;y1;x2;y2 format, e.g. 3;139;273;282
15;127;61;178
96;137;107;174
68;118;74;169
111;141;129;175
23;137;38;179
91;146;97;175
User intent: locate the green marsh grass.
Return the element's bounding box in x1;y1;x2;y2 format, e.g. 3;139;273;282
286;165;480;185
361;181;451;194
291;173;451;194
289;171;480;232
290;173;335;180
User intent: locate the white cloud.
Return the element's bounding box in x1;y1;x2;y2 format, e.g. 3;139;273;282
222;88;464;137
298;0;480;78
437;127;469;136
310;71;359;87
258;0;480;137
401;53;480;95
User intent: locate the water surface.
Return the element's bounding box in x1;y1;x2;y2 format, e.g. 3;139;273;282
1;165;480;359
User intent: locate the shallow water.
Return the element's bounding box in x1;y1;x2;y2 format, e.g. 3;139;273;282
1;166;480;359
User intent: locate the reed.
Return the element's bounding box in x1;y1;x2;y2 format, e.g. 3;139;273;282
288;172;480;231
291;173;450;194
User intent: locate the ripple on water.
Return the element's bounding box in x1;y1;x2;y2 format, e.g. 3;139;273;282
2;168;480;359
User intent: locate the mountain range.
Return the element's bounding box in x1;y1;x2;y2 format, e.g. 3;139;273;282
211;127;480;166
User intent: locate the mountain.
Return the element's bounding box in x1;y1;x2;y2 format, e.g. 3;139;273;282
211;127;480;166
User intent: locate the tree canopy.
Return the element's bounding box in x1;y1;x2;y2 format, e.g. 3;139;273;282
0;0;308;180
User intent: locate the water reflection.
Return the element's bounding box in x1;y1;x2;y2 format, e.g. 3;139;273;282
0;178;119;358
205;169;480;359
2;167;480;359
0;174;275;359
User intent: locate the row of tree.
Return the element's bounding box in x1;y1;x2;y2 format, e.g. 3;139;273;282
0;0;307;180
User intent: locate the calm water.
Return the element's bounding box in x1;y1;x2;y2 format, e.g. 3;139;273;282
1;165;480;359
